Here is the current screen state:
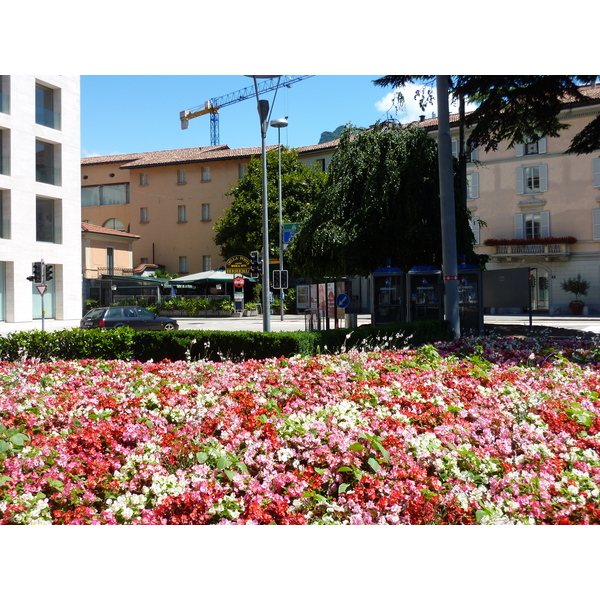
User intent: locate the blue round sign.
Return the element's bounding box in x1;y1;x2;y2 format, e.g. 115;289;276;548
336;293;350;309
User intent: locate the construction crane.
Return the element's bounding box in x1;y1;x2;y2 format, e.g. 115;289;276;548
180;76;313;145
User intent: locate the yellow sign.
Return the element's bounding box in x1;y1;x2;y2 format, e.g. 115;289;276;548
226;255;251;274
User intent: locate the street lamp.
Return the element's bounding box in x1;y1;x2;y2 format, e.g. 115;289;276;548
247;76;280;332
270;117;288;321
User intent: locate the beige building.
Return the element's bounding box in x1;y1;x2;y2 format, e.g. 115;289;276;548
81;145;277;276
81;141;339;279
416;85;600;315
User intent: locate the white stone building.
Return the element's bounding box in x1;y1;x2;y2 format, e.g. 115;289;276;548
0;75;82;324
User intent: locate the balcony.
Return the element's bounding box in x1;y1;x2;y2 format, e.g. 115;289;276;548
484;237;575;262
84;267;136;279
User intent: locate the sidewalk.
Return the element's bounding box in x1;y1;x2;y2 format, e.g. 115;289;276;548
0;313;598;336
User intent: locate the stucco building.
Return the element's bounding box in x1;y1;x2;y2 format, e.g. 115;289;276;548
0;75;82;324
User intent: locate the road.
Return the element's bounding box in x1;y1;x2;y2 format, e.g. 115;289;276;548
0;313;598;335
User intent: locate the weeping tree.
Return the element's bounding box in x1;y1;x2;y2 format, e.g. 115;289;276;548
288;124;481;278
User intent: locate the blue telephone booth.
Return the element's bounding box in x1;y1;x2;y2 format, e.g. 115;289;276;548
370;266;405;325
457;264;484;335
407;266;443;322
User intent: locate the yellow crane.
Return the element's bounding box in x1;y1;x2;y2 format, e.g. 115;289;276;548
180;76;313;145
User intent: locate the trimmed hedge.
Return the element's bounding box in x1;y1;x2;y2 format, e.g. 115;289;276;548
0;320;452;363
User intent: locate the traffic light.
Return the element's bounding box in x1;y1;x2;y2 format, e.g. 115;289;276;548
250;250;262;279
45;264;53;282
31;262;43;284
280;270;288;290
272;270;281;289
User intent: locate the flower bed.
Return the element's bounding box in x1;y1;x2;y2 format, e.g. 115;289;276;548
1;336;599;525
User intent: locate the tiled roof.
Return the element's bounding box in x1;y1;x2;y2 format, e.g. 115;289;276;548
82;145;282;170
81;222;140;239
296;139;341;153
409;84;600;130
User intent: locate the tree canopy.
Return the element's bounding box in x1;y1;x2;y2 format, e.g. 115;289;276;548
213;148;327;261
288;125;481;278
373;76;600;154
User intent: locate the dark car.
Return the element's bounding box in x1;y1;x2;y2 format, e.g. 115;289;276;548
80;306;179;331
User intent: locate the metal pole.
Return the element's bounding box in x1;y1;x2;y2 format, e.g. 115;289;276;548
257;93;271;332
41;259;45;332
436;76;460;339
277;129;285;321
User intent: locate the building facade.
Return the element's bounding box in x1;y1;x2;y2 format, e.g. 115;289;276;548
0;75;82;323
81;142;339;278
417;85;600;315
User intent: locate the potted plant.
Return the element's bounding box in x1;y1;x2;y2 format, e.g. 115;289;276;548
560;274;589;315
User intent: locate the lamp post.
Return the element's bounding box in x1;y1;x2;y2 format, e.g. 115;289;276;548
270;117;288;321
248;76;279;332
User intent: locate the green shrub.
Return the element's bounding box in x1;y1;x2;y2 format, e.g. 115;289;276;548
0;320;450;363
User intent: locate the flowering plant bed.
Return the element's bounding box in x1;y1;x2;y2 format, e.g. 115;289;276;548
1;336;599;525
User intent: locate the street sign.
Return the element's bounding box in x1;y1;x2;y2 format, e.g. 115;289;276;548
283;223;301;246
226;255;251;274
36;284;48;296
336;293;350;309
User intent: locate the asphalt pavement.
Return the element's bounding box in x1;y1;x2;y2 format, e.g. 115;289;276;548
0;313;598;336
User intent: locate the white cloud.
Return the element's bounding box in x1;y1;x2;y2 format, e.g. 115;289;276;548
375;82;477;124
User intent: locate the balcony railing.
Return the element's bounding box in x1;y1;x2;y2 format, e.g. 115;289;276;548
84;267;136;279
490;242;571;261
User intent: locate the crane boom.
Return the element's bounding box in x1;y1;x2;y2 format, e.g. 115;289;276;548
180;76;313;145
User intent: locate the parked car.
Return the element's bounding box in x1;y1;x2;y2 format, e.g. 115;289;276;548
80;306;179;331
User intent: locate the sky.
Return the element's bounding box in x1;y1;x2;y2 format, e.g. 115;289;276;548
80;75;471;158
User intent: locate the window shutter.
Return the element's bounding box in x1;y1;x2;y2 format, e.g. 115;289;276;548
451;139;458;159
516;167;524;194
470;147;479;162
538;137;547;154
593;158;600;188
514;213;524;239
540;210;550;237
516;144;524;157
593;208;600;240
467;172;479;199
539;164;548;192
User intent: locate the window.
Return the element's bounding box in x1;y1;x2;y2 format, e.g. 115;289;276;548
0;189;9;239
81;183;129;207
593;158;600;188
593;209;600;240
177;169;186;184
140;173;148;186
201;167;210;182
106;247;114;276
140;207;149;223
103;218;125;232
0;76;9;114
514;211;549;239
35;83;60;129
0;129;9;175
316;158;326;170
238;163;247;179
516;165;548;194
467;172;479;199
179;256;188;273
201;203;210;221
36;140;61;185
177;205;187;223
203;255;211;271
516;136;546;157
452;139;478;162
36;196;61;243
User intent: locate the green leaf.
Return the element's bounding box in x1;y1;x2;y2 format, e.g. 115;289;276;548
338;466;353;472
47;478;64;491
195;451;209;464
224;470;236;481
349;442;366;452
0;440;10;453
216;456;231;470
9;432;29;448
338;483;351;494
0;475;12;486
314;466;327;474
367;457;381;473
